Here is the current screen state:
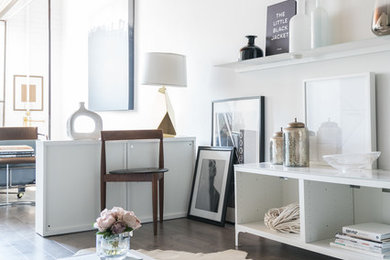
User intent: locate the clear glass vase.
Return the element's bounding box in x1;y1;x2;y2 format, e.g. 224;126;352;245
96;233;130;259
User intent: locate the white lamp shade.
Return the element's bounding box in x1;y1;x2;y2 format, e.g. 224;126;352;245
142;52;187;87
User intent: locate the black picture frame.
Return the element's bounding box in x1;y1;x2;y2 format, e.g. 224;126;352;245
211;96;265;163
187;146;234;226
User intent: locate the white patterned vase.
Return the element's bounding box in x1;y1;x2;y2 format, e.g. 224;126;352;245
67;102;103;140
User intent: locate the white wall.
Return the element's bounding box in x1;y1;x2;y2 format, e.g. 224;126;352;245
52;0;390;169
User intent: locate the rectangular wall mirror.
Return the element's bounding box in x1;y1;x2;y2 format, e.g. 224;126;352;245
88;0;135;111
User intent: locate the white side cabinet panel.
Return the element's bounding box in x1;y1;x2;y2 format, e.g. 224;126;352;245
36;137;195;237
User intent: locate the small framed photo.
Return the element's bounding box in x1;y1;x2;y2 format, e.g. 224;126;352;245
187;146;234;226
13;75;44;111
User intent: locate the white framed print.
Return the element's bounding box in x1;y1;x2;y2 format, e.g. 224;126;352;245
13;75;44;111
187;146;234;226
304;72;376;165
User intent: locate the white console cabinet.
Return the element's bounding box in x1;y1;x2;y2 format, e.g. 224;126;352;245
235;163;390;260
35;137;195;237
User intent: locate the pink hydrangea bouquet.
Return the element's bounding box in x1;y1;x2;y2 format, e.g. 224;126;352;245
94;207;141;237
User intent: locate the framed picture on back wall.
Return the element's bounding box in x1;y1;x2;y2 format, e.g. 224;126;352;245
211;96;265;223
211;96;265;163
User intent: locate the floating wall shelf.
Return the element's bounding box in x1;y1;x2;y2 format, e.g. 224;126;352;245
216;36;390;73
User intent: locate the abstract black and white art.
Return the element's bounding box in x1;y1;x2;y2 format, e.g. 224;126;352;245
187;146;234;226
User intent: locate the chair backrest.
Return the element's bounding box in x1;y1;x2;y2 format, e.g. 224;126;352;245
100;130;164;176
0;127;38;140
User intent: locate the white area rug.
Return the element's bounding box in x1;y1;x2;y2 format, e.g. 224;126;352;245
75;248;251;260
137;249;251;260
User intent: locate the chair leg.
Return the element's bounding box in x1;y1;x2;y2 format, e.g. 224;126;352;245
152;175;158;235
101;180;106;211
159;175;164;223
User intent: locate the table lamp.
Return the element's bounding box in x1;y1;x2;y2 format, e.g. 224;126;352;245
142;52;187;136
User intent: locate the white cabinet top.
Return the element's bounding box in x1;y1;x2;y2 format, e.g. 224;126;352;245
235;163;390;189
39;136;196;146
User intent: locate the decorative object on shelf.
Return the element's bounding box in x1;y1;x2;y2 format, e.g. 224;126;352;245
264;203;300;234
270;128;283;165
211;96;265;164
88;0;135;111
142;52;187;137
13;75;44;111
304;73;376;165
283;118;309;167
67;102;103;140
323;152;381;173
311;0;330;48
266;0;297;56
317;120;342;163
240;35;263;60
94;206;141;259
330;222;390;257
187;146;234;226
289;1;310;52
372;0;390;36
22;110;45;127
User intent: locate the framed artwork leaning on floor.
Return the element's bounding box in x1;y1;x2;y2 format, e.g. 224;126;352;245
187;146;234;226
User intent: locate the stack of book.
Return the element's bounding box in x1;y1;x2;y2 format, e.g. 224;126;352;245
0;145;34;158
330;223;390;258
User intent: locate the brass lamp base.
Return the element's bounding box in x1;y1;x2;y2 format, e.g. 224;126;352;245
158;112;176;137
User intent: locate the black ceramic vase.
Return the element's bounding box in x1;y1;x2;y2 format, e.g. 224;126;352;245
240;35;263;60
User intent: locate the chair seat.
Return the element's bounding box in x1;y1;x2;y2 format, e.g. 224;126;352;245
0;157;35;165
109;167;168;174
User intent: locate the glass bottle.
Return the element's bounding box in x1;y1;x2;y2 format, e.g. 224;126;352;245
240;35;263;60
372;0;390;36
311;0;330;48
289;2;310;52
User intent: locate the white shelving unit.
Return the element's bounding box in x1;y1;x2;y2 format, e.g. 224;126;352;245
216;36;390;72
235;163;390;260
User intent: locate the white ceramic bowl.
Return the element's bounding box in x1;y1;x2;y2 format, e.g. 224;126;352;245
322;152;381;173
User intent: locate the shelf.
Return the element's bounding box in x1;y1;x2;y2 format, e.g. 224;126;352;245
237;222;301;245
237;223;381;260
235;163;390;189
216;36;390;73
310;239;382;260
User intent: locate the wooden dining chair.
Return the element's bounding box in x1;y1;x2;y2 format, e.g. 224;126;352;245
100;129;168;235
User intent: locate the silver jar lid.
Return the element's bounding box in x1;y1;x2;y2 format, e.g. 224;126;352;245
285;118;305;130
272;127;283;138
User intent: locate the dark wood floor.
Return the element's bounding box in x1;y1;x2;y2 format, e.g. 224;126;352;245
0;196;336;260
